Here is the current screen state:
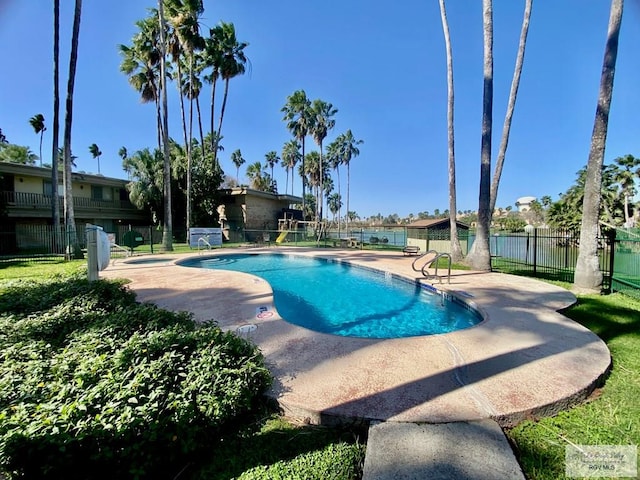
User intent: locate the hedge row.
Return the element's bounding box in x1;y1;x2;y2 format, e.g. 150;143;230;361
0;274;272;479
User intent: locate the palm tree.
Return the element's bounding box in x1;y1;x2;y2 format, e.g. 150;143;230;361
215;22;248;164
51;0;61;232
123;148;165;220
574;0;624;291
438;0;463;262
230;148;245;183
118;146;128;161
300;151;320;198
0;145;39;164
281;140;301;195
466;0;493;271
265;151;280;192
310;99;337;223
62;0;82;258
325;140;342;228
165;0;204;231
183;54;206;167
334;129;362;236
282;90;313;215
246;161;266;190
119;14;163;150
29;114;46;167
328;192;342;225
613;154;639;226
157;0;173;251
203;25;223;167
489;0;533;215
88;143;102;174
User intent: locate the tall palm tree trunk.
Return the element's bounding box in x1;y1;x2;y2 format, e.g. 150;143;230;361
215;79;230;156
158;0;173;251
176;60;191;231
196;96;205;156
346;164;351;235
51;0;61;237
63;0;82;259
466;0;493;271
575;0;623;290
439;0;463;261
318;141;324;224
301;138;306;219
210;76;218;167
335;166;341;236
489;0;533;214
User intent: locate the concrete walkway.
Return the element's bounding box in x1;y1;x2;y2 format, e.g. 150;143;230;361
101;247;611;477
363;420;525;479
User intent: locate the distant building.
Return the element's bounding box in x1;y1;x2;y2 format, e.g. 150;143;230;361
0;161;151;254
515;196;537;212
217;187;302;242
406;218;470;254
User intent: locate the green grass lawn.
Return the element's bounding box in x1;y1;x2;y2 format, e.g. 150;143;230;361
507;292;640;479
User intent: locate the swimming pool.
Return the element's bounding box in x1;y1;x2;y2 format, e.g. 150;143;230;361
180;253;482;339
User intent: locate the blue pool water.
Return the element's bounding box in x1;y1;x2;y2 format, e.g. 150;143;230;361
180;254;482;339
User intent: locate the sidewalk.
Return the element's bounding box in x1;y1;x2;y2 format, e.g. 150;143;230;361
363;420;525;480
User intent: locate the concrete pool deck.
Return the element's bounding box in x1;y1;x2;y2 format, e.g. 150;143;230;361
101;247;611;427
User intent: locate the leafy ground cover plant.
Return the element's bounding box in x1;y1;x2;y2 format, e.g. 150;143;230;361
0;273;272;479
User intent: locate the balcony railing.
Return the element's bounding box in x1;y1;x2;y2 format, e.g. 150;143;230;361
1;191;138;211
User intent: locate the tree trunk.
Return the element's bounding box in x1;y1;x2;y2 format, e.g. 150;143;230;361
439;0;463;262
346;163;351;235
175;58;191;231
574;0;623;291
210;74;218;168
466;0;493;271
158;0;173;251
51;0;61;238
301;137;306;220
196;93;205;176
489;0;533;215
62;0;82;259
215;78;230;163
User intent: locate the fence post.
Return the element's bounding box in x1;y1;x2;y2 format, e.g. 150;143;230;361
533;228;538;275
149;226;154;254
607;229;616;293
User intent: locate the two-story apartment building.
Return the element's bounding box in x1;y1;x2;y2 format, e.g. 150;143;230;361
0;162;150;253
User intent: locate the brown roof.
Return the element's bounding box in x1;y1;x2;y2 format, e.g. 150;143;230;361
407;218;469;229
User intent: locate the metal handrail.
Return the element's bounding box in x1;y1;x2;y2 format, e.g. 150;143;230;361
411;249;439;273
197;236;212;253
411;249;452;284
422;253;452;284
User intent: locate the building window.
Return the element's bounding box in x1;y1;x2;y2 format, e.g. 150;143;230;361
91;185;103;200
43;181;63;196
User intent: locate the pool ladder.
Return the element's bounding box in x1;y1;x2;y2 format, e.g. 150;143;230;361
411;249;452;284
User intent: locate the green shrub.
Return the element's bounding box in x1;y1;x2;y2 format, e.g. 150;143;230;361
0;277;272;479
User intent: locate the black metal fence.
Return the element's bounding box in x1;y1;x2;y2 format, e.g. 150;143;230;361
611;229;640;299
3;223;637;300
487;228;615;290
0;224;174;265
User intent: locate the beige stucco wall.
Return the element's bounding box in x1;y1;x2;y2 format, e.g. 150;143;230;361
407;232;469;255
73;183;90;198
14;176;42;194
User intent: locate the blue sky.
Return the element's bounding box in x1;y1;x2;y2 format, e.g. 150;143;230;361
1;1;639;219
